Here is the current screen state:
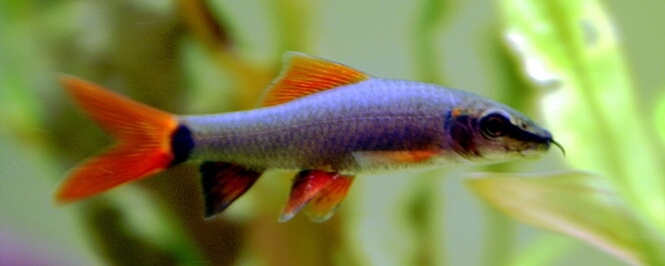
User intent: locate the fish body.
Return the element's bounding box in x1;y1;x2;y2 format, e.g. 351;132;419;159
57;52;559;222
184;78;460;173
183;78;545;173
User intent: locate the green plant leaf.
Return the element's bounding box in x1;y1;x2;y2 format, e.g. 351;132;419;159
498;0;665;237
655;91;665;145
468;171;665;265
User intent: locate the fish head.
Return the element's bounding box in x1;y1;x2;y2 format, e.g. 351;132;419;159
447;101;562;163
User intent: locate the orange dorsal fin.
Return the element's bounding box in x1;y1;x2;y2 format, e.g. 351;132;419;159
258;52;371;107
56;76;179;203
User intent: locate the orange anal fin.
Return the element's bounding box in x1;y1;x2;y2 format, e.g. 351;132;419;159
200;162;262;219
258;52;371;107
56;76;179;203
279;170;339;222
305;175;355;223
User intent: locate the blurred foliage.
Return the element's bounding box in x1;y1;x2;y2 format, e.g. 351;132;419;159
1;0;664;265
469;0;665;265
469;171;664;265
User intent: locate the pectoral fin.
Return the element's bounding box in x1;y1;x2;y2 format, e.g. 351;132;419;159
200;162;262;219
353;150;439;169
279;170;355;222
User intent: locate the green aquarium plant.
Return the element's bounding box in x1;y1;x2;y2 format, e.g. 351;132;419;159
470;0;665;265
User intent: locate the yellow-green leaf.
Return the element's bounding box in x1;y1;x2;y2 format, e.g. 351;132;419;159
468;171;665;265
498;0;665;237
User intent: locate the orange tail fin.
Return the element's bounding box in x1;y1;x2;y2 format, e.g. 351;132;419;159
56;76;181;203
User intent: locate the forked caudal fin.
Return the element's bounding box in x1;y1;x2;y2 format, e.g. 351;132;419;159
56;77;192;203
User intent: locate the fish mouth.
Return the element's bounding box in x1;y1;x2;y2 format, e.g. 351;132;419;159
517;137;565;158
507;127;564;156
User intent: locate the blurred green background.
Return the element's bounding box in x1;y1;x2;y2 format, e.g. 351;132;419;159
1;0;664;265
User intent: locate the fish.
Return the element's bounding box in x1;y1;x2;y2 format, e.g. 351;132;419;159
56;52;563;222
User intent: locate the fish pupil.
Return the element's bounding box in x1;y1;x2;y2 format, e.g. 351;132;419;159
480;113;509;138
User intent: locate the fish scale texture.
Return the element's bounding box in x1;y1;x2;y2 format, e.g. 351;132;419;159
181;79;476;173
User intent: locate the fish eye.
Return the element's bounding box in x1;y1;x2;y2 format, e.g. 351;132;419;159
480;112;510;138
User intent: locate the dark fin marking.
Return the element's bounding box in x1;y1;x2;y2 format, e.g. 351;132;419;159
258;52;371;107
305;175;355;223
56;76;178;203
200;162;262;219
279;170;339;222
